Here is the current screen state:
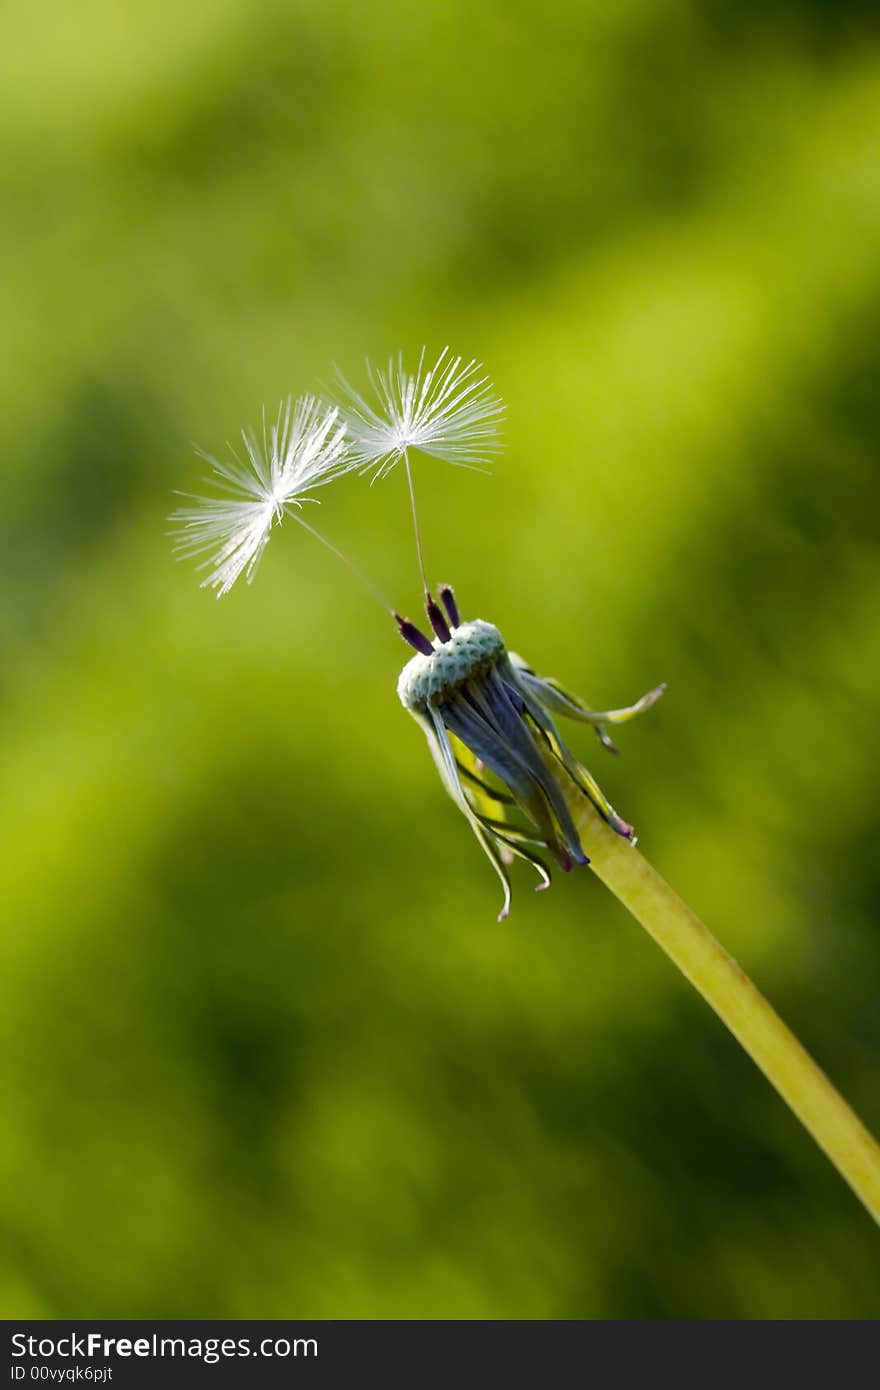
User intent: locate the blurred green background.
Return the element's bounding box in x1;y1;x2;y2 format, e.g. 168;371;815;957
2;0;879;1319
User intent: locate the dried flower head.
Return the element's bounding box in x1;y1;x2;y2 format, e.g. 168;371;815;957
171;395;353;596
338;346;505;479
397;589;664;920
172;348;664;920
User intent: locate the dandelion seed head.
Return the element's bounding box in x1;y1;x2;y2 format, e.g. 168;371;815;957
397;619;506;710
338;345;505;477
170;394;354;597
395;587;663;918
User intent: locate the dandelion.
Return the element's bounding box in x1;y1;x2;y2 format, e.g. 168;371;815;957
396;586;664;921
172;351;880;1223
170;395;359;597
336;346;504;591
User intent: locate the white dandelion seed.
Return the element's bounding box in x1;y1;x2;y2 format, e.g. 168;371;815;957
336;346;504;593
337;345;505;479
170;395;354;597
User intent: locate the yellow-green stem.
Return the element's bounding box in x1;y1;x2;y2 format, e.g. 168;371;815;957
573;796;880;1224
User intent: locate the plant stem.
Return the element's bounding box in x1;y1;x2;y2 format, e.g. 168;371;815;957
572;796;880;1224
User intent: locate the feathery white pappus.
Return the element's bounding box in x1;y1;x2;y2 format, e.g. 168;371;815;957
170;395;352;597
337;345;505;479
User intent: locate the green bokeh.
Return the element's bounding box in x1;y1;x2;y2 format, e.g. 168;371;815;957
2;0;879;1319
